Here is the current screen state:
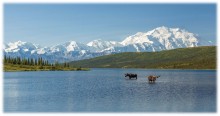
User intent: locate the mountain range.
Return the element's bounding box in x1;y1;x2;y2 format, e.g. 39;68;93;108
4;26;213;63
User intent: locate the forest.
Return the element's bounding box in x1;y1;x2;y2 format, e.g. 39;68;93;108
3;55;88;71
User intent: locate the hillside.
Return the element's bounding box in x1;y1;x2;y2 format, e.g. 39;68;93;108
69;46;216;69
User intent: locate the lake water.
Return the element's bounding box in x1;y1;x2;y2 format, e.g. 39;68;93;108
4;68;216;112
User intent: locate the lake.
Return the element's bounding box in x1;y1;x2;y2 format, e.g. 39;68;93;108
4;68;216;112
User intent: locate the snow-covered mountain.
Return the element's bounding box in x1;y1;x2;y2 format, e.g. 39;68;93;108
4;26;212;63
120;26;199;52
87;39;123;52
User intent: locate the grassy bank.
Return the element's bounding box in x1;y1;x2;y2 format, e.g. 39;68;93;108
4;63;90;72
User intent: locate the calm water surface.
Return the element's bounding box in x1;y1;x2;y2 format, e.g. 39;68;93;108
4;68;216;112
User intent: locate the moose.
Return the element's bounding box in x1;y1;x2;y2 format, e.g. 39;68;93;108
125;73;137;80
147;75;160;83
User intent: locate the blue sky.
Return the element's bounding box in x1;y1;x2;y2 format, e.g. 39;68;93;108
4;4;216;46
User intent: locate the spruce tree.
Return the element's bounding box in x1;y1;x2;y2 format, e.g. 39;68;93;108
64;62;66;67
27;58;30;65
13;57;16;64
8;56;11;64
46;60;49;66
40;57;43;65
30;58;34;65
38;57;40;65
4;55;6;64
35;59;37;65
17;57;21;65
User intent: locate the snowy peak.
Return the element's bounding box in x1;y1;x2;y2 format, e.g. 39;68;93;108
64;41;89;52
121;26;173;46
4;40;40;53
121;32;152;46
49;41;89;53
151;26;171;38
87;39;122;51
121;26;200;50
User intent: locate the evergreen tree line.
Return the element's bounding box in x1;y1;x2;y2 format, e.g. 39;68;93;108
4;55;70;67
4;55;50;66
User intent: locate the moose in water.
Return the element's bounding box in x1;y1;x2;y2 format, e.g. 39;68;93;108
147;75;160;83
125;73;137;80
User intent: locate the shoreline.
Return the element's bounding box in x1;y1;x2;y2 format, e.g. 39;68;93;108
4;68;90;72
84;67;216;70
4;67;216;72
3;63;90;72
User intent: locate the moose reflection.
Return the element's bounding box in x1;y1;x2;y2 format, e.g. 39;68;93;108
147;75;160;83
125;73;137;79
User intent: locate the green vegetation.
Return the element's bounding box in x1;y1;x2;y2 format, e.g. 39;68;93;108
69;46;216;69
3;56;89;72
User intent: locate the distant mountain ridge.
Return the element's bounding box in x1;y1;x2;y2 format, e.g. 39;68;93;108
4;26;212;63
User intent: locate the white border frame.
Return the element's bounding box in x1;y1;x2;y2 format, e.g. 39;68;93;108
0;0;218;116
